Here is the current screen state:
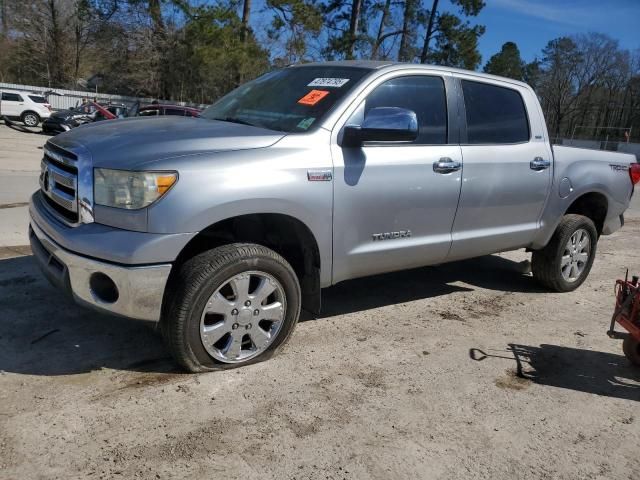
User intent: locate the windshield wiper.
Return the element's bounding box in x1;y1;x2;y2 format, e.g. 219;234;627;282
212;116;257;127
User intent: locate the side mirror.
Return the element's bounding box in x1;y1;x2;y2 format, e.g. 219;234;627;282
343;107;418;146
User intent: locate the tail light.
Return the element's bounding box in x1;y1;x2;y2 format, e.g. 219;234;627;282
630;163;640;185
45;104;52;111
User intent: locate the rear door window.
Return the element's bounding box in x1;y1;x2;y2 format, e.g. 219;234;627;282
2;92;22;101
461;80;529;144
28;95;47;103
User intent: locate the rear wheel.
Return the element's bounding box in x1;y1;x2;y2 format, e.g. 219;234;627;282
532;214;598;292
622;336;640;367
22;111;40;127
162;243;301;372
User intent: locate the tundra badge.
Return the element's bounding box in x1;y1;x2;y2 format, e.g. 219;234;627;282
372;230;412;241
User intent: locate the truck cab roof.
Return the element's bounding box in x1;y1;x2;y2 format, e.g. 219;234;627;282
289;60;533;90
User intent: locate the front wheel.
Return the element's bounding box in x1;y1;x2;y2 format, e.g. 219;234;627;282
532;214;598;292
22;112;40;127
162;243;301;372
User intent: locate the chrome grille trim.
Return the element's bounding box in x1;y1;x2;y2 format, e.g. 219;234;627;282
47;162;77;189
48;185;76;211
43;145;77;168
40;142;80;224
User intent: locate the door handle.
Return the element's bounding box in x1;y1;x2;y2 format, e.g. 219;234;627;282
433;157;461;174
530;157;551;171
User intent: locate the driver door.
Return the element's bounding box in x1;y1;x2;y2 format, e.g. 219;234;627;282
331;73;463;284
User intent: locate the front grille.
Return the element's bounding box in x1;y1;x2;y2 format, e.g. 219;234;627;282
40;142;79;224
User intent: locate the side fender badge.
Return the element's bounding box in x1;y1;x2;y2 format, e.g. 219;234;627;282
307;170;333;182
372;230;412;241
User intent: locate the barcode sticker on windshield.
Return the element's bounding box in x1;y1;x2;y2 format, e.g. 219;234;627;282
307;78;350;88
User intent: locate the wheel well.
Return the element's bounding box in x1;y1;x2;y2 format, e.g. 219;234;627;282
172;214;322;314
22;110;40;119
565;192;608;235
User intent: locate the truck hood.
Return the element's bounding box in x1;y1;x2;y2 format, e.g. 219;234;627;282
50;116;285;169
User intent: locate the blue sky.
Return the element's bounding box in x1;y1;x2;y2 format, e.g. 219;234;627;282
196;0;639;66
474;0;640;63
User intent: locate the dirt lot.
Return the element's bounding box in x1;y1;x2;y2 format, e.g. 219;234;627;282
0;125;639;479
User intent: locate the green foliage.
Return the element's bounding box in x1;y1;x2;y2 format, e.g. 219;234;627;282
483;41;525;80
425;12;484;69
450;0;484;16
322;0;374;60
267;0;323;63
174;4;270;100
397;0;421;61
419;0;485;69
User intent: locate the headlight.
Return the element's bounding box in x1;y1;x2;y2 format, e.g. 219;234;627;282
94;168;177;210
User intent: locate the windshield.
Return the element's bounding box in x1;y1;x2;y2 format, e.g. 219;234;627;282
201;66;371;133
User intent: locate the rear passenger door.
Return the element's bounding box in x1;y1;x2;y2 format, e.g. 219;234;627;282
447;78;552;261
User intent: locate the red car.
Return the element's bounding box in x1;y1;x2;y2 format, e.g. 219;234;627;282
138;104;201;117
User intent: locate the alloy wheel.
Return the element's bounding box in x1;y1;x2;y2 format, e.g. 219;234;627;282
199;270;286;363
24;114;38;127
560;228;591;282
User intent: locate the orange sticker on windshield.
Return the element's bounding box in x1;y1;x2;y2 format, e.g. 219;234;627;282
298;89;330;106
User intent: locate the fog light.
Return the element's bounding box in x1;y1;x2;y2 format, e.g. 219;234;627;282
89;272;119;303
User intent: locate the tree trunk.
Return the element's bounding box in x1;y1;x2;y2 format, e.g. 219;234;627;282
346;0;362;59
74;26;81;83
48;0;64;86
371;0;391;59
241;0;251;43
0;0;8;40
420;0;438;64
398;0;415;61
238;0;252;84
148;0;165;34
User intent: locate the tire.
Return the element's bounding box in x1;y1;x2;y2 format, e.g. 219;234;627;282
622;336;640;367
532;214;598;292
22;111;40;127
162;243;301;372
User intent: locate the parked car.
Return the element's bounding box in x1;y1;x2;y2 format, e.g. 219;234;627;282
0;90;51;127
29;61;639;372
42;102;124;134
138;104;201;117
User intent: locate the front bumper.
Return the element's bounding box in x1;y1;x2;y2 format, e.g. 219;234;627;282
42;119;70;134
29;220;172;323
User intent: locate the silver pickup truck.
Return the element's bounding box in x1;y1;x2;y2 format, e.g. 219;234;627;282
29;61;639;371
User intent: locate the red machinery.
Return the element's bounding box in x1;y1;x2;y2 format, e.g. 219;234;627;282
607;272;640;366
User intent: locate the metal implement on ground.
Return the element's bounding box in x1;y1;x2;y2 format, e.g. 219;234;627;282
607;271;640;366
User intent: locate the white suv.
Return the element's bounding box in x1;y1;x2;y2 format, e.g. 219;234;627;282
0;90;52;127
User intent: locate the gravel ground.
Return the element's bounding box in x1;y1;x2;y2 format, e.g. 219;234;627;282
0;120;47;246
0;125;639;479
